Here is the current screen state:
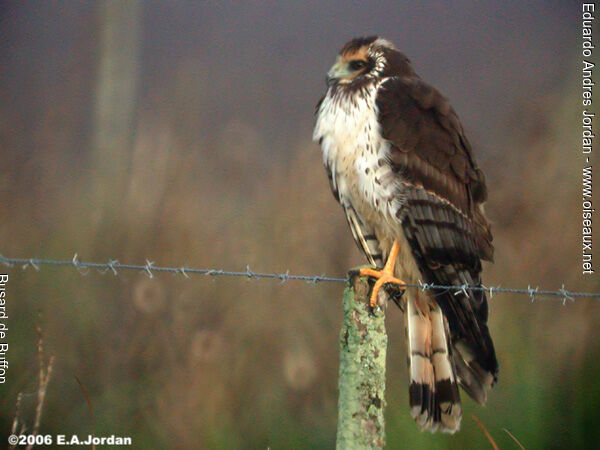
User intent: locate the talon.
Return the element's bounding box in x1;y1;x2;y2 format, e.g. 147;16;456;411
359;240;406;307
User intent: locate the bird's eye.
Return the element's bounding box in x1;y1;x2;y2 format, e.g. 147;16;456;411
349;60;367;71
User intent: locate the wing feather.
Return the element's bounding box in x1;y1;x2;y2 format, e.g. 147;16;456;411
377;76;492;257
377;76;498;384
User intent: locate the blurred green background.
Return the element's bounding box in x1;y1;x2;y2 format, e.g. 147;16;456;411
1;1;598;448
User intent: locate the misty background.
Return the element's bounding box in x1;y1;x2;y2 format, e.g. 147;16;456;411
1;1;598;448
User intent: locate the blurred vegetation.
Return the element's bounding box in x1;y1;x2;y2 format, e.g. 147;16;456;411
1;2;598;449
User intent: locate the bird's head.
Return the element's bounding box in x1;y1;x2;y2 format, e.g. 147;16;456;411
325;36;414;88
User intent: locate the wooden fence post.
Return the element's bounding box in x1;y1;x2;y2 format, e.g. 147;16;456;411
336;270;387;449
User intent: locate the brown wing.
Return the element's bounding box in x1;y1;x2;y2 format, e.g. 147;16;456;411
377;76;492;261
376;76;498;389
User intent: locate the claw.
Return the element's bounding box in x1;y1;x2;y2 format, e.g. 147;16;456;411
359;240;406;307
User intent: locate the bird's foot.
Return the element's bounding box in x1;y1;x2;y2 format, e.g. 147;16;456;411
359;240;406;307
359;267;406;307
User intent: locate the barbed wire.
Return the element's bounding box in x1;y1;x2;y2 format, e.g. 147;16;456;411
0;254;598;304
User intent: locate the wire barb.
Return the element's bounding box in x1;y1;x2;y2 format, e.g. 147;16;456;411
178;266;190;279
559;284;574;306
418;280;430;292
245;264;255;280
453;284;469;298
527;285;539;303
106;259;119;276
26;259;40;271
144;260;154;279
279;270;290;284
72;253;89;275
0;254;598;301
481;284;493;299
0;254;13;268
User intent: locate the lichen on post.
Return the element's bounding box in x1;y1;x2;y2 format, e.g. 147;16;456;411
336;269;387;450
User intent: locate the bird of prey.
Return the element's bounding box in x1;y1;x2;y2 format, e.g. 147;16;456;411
313;36;498;433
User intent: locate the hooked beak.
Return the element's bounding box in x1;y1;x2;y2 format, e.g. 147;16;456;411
326;60;351;87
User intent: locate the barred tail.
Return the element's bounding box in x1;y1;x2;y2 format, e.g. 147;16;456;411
406;291;462;433
451;322;497;405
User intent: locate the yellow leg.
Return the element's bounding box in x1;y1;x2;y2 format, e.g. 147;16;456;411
359;240;406;307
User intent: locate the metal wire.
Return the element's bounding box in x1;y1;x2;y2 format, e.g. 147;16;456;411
0;254;598;303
